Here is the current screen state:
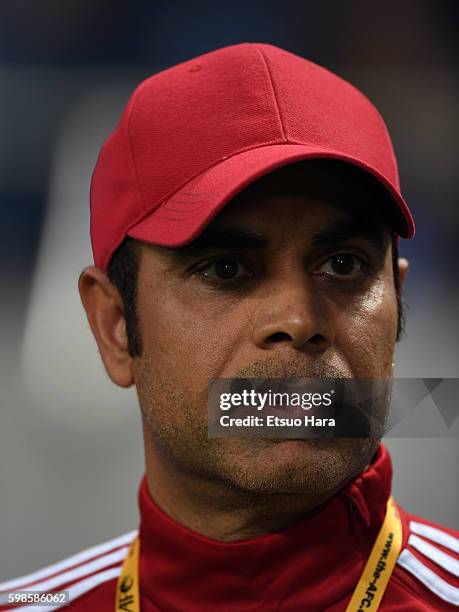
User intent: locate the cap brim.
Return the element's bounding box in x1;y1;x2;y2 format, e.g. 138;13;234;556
127;143;415;247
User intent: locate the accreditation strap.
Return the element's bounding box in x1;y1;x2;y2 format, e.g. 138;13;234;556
345;496;403;611
115;535;140;612
116;497;402;612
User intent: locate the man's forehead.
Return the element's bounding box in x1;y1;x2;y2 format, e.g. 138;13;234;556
214;186;377;229
200;209;386;248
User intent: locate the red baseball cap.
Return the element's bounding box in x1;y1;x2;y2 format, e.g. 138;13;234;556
90;43;415;271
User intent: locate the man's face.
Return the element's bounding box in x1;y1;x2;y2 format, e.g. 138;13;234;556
133;163;400;499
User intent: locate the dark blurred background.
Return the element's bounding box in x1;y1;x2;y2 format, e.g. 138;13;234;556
1;0;458;580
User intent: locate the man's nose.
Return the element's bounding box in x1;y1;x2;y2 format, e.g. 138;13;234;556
252;274;333;354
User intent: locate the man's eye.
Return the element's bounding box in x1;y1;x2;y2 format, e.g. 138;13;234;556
196;257;254;283
317;253;367;279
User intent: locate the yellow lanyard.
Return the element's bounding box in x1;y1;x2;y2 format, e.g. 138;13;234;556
345;496;402;611
115;536;140;612
116;496;402;612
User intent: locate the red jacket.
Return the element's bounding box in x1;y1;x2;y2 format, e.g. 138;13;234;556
1;445;458;610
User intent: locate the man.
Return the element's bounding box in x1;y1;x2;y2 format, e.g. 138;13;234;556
1;43;458;611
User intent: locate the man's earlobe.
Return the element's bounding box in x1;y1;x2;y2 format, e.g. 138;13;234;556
78;266;134;388
398;257;409;291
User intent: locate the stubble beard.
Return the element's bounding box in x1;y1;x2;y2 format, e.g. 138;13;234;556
135;354;385;506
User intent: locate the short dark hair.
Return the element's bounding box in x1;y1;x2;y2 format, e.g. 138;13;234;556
107;238;143;358
107;234;405;359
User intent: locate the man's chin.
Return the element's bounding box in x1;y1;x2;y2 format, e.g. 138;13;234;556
218;437;377;496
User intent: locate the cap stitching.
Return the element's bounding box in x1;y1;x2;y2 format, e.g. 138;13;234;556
253;45;289;144
376;111;400;188
125;86;150;216
325;73;399;187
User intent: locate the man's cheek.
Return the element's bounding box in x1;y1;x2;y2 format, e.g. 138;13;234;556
341;296;397;375
140;319;226;403
159;307;239;371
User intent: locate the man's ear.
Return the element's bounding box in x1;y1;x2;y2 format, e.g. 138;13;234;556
78;266;134;388
398;257;409;291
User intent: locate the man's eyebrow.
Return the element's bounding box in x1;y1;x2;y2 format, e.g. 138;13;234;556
169;227;269;262
310;217;388;254
166;217;388;265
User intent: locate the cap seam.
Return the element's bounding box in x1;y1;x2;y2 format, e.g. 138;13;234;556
299;54;400;183
125;87;150;217
253;45;289;144
376;112;399;188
